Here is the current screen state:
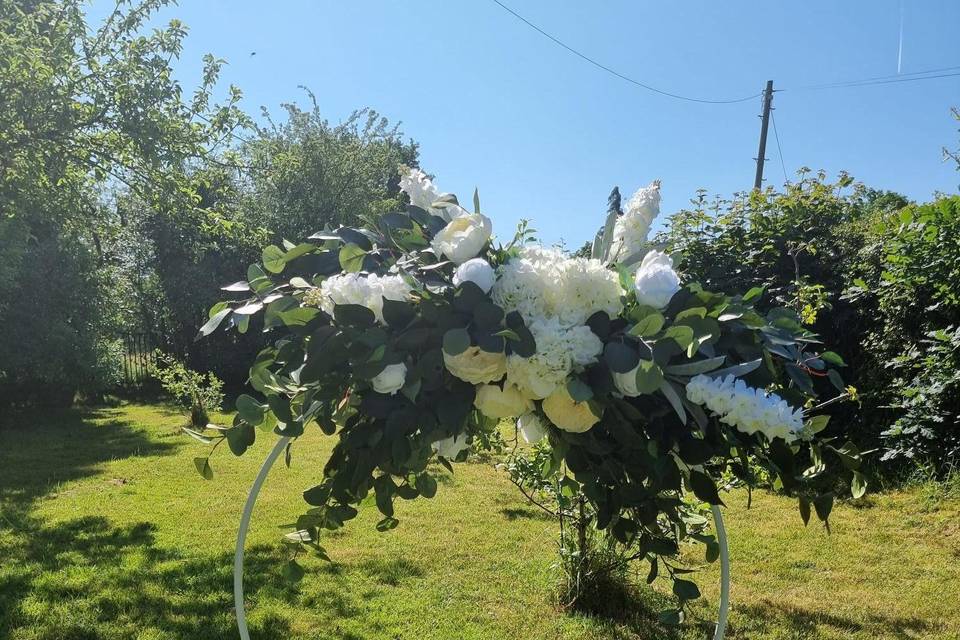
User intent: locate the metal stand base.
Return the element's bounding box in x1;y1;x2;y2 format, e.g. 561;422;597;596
233;438;731;640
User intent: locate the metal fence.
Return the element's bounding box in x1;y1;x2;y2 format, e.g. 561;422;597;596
120;332;155;386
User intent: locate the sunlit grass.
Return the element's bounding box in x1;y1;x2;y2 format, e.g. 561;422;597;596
1;403;958;639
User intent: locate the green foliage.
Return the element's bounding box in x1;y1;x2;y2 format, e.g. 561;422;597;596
665;169;960;477
242;92;419;241
152;352;224;428
858;197;960;468
0;0;247;403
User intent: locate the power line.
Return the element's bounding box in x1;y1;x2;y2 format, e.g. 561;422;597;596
490;0;960;101
800;66;960;90
771;109;788;184
489;0;762;104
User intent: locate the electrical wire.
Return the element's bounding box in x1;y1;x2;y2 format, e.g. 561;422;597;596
799;66;960;91
771;109;788;185
489;0;762;104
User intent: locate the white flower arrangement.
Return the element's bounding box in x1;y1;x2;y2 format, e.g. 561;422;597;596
205;165;858;613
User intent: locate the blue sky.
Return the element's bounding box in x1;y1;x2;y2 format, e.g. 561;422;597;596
92;1;960;247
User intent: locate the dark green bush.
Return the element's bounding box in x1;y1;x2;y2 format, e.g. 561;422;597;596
663;175;960;476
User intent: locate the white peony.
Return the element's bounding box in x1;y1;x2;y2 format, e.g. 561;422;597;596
541;383;601;433
517;412;548;443
685;374;803;442
505;318;602;399
473;383;532;419
633;250;680;309
609;181;660;263
432;434;470;459
452;258;496;293
315;272;412;323
371;363;407;395
443;346;507;384
431;213;493;264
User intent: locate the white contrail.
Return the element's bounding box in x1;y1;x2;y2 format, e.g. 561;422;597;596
897;0;904;74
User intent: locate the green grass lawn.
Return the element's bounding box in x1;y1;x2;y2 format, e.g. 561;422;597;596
1;403;958;640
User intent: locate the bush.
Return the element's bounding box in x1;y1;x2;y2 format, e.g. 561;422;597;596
152;352;224;428
665;176;960;477
855;196;960;471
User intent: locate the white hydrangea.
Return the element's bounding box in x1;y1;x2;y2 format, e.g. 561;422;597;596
314;272;412;323
556;257;624;326
685;374;804;442
505;318;602;399
609;181;661;263
398;166;468;221
490;246;565;322
491;247;622;327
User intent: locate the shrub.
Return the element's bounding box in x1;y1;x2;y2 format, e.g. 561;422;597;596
856;196;960;471
152;352;224;428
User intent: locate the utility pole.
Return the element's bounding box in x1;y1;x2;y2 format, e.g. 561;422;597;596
753;80;774;190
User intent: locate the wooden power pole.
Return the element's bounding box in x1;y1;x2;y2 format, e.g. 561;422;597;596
753;80;774;190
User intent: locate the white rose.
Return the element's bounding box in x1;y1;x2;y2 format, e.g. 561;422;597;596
432;434;470;459
634;250;680;309
453;258;496;293
443;346;507;384
541;383;602;433
370;363;407;395
473;383;532;419
431;213;492;265
517;412;547;444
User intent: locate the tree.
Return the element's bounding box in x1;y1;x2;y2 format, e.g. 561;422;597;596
241;92;419;241
0;0;246;405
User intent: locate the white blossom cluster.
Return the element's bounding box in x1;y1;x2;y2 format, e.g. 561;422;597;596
398;166;468;221
609;181;661;263
505;318;603;399
309;272;412;324
491;246;623;327
685;374;804;442
488;247;620;402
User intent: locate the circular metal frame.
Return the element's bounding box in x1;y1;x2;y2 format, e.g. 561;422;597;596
233;438;731;640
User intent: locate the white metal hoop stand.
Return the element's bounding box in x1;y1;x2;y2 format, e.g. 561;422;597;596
711;504;730;640
235;436;290;640
233;438;731;640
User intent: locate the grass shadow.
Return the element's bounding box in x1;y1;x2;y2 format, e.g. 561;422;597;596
0;406;179;509
500;506;555;522
0;511;299;640
730;598;937;639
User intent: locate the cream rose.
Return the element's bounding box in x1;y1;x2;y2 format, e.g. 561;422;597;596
634;250;680;309
541;383;601;433
431;213;492;264
371;363;407;395
443;346;507;384
517;412;548;443
473;383;532;419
